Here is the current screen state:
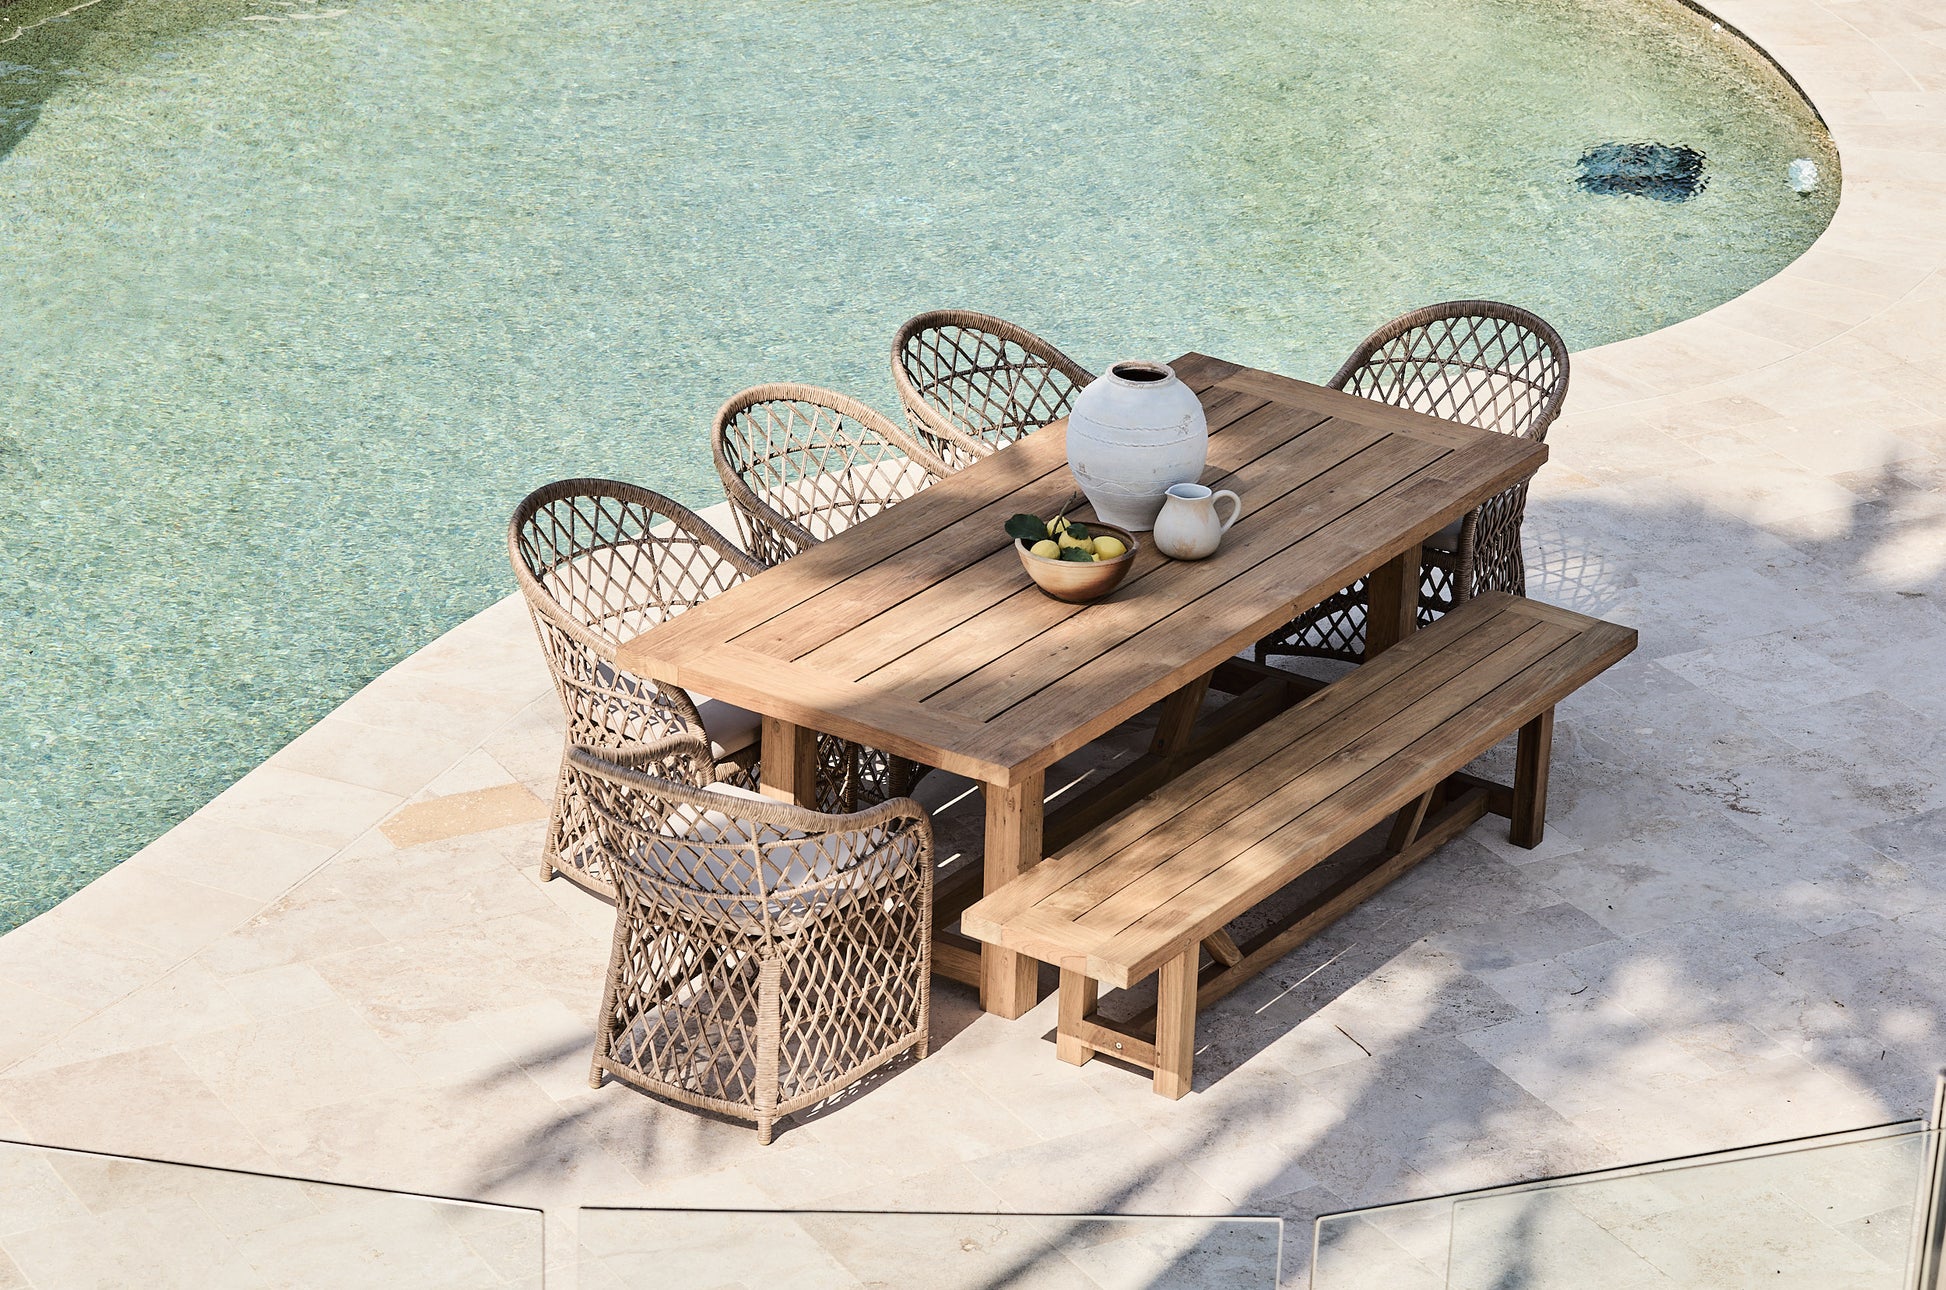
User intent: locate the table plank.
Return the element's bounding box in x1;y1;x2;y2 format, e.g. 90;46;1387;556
618;424;1072;670
1215;365;1485;450
621;354;1547;784
924;427;1442;721
730;444;1080;662
756;389;1277;668
850;405;1364;699
641;642;1007;781
956;435;1548;773
1170;351;1245;392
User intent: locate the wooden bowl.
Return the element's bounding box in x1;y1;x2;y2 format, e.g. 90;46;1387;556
1014;523;1140;603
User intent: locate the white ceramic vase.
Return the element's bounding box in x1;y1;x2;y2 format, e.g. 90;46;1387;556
1065;360;1208;531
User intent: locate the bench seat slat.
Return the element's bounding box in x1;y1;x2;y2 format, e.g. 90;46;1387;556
960;605;1531;932
961;593;1636;990
1106;624;1632;982
1051;617;1568;934
1050;606;1539;887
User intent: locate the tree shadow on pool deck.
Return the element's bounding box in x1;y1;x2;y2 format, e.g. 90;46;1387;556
1193;454;1946;1287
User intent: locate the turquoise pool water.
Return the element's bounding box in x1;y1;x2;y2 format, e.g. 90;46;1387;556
0;0;1837;933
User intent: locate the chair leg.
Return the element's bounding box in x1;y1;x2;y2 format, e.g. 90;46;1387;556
754;956;783;1142
1152;945;1198;1099
589;886;635;1089
1511;708;1555;849
541;738;578;882
1056;967;1098;1067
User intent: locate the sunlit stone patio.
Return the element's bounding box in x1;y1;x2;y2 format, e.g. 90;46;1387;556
6;1;1946;1284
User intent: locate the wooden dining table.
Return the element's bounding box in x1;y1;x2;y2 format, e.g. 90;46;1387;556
617;352;1548;1019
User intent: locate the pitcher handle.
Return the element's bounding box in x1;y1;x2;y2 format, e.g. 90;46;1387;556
1211;490;1244;533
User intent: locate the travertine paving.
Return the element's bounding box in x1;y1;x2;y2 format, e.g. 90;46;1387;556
6;1;1946;1285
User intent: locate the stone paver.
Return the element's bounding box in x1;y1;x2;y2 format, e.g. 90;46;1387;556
6;2;1946;1285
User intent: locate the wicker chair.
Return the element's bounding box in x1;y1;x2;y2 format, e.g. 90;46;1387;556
891;309;1095;471
571;736;933;1145
713;384;950;566
509;479;874;895
1257;301;1570;664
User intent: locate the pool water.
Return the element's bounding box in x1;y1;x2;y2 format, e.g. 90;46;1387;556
0;0;1837;932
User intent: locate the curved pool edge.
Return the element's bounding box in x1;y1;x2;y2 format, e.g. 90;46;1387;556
1558;0;1945;425
0;0;1942;1195
3;0;1934;1021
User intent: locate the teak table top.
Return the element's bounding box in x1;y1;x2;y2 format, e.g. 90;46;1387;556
617;352;1548;787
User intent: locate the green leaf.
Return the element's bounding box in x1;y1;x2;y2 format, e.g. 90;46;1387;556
1056;546;1096;562
1063;520;1092;541
1004;513;1047;544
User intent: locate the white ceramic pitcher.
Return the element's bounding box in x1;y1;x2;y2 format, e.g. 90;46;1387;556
1151;482;1243;561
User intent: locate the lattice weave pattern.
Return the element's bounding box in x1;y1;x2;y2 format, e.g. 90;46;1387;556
571;739;932;1144
510;480;768;894
713;383;948;566
1333;309;1566;439
892;309;1095;471
1259;301;1568;664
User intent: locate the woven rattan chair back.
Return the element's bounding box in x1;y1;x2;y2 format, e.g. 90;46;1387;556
713;383;949;565
510;479;765;891
1260;302;1569;664
1327;300;1569;443
571;737;933;1144
892;309;1095;471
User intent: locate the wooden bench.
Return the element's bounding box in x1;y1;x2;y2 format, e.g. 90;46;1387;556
960;592;1636;1098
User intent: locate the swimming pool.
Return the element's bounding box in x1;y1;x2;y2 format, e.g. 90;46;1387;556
0;0;1837;932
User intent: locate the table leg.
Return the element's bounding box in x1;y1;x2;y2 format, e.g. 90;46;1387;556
980;770;1045;1019
758;716;818;807
1364;542;1421;661
1148;670;1214;757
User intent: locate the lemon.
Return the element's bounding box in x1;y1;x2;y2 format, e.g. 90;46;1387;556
1057;529;1090;550
1093;535;1127;559
1047;516;1071;536
1029;538;1061;560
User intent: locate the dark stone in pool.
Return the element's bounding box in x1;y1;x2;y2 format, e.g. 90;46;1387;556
1576;142;1708;202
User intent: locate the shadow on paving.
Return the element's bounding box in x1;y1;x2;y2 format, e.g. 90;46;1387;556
1193;456;1946;1287
442;453;1946;1289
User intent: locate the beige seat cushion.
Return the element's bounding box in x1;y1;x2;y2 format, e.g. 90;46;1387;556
590;659;760;760
693;696;761;759
631;780;900;923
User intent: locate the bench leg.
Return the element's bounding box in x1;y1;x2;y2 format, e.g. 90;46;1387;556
1056;967;1098;1067
1153;945;1198;1100
1202;928;1243;967
1511;708;1554;849
1385;789;1434;855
